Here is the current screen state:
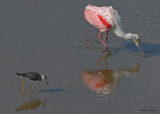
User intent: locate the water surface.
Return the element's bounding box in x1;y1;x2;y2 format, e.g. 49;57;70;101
0;0;160;113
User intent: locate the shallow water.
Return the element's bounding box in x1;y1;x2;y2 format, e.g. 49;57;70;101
0;0;160;114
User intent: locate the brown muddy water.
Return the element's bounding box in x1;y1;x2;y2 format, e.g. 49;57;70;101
0;0;160;114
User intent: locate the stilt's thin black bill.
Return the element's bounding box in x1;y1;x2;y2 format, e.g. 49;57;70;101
45;81;49;87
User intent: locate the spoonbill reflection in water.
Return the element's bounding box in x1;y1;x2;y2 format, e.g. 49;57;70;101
82;55;140;95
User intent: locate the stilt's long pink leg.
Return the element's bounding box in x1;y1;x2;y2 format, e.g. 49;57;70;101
99;32;107;50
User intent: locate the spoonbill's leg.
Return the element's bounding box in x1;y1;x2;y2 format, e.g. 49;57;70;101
99;32;107;50
105;31;109;45
105;31;112;54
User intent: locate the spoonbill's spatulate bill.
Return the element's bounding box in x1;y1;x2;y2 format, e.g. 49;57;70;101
84;4;144;56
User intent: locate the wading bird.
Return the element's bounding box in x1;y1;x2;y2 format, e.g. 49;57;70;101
16;72;49;94
84;4;144;56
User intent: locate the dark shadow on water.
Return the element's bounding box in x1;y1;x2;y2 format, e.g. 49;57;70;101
123;42;160;55
40;88;66;93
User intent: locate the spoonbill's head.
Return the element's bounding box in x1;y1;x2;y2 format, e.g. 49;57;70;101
41;75;49;87
132;34;144;56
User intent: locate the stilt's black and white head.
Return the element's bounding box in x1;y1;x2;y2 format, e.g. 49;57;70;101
41;75;49;87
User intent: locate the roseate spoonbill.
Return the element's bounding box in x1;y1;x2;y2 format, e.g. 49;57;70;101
16;72;49;94
84;4;144;56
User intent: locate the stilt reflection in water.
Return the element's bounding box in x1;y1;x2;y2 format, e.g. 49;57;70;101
16;92;47;111
82;55;140;95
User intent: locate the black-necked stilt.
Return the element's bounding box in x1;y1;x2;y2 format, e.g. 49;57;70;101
16;72;49;93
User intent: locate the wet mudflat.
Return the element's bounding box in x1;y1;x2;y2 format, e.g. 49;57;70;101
0;0;160;114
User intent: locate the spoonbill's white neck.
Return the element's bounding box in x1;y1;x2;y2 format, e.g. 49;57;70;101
112;26;144;56
112;26;138;40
